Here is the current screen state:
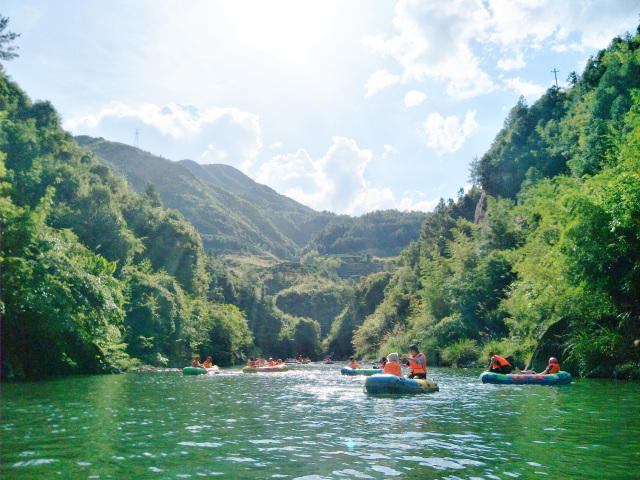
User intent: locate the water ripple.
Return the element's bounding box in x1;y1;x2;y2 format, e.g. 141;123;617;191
2;366;639;479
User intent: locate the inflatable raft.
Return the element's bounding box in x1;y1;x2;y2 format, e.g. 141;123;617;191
341;367;383;376
242;364;289;374
364;374;439;395
183;366;219;375
480;371;572;385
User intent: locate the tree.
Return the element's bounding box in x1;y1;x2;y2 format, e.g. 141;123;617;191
0;16;20;65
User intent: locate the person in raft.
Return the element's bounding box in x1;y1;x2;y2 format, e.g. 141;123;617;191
378;356;388;369
348;357;360;369
542;357;560;374
190;357;203;368
488;352;513;374
404;344;428;379
247;358;256;368
383;353;402;376
202;356;214;368
518;357;561;375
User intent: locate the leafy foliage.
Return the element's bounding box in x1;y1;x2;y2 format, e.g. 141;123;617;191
0;71;257;378
348;28;640;378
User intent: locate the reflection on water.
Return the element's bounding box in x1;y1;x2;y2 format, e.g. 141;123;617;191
2;366;639;479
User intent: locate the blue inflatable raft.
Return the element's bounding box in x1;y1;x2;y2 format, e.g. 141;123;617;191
480;371;572;385
341;367;383;376
364;374;439;395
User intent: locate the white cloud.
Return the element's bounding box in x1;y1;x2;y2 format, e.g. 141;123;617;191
365;69;400;98
397;193;441;212
364;0;636;99
423;110;478;154
256;138;438;215
65;102;262;171
497;51;525;71
504;77;547;102
363;0;496;99
404;90;427;107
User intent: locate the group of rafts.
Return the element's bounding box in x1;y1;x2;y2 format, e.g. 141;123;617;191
184;352;572;394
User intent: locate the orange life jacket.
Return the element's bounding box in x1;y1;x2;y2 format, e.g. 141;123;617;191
491;355;511;367
191;360;202;367
408;353;428;375
384;361;402;377
545;363;560;374
350;361;360;369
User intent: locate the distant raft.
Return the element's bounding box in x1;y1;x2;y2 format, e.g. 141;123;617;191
364;374;439;395
341;367;383;376
480;371;572;385
183;366;219;375
242;364;289;374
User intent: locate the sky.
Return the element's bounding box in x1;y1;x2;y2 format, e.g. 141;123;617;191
3;0;639;215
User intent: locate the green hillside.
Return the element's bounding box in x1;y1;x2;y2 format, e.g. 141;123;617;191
347;27;640;378
76;136;303;259
179;160;335;247
78;136;429;262
1;73;258;379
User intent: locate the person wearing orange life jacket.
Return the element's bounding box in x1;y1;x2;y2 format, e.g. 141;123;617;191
348;357;360;369
488;352;513;374
404;344;428;379
383;353;402;377
202;356;213;368
190;357;204;368
267;357;276;366
378;356;388;369
247;358;256;368
541;357;560;375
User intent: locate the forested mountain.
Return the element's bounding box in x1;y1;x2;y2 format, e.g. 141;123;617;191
348;27;640;379
305;210;428;257
2;70;358;379
77;136;427;260
179;160;335;248
76;136;310;259
0;71;267;379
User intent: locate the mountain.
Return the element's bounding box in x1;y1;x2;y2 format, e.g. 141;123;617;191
77;136;428;261
76;136;331;259
178;160;334;248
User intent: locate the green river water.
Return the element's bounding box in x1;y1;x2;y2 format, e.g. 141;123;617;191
2;365;639;479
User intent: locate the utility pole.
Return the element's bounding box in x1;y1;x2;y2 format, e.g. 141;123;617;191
551;68;559;89
133;128;139;148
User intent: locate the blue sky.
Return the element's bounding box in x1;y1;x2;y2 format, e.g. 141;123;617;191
3;0;638;215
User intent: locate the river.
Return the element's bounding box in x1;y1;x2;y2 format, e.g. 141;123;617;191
2;365;639;479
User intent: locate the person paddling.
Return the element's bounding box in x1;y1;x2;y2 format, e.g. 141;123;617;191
404;344;428;379
190;357;203;368
383;353;402;377
488;352;513;374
